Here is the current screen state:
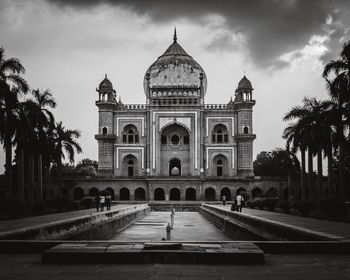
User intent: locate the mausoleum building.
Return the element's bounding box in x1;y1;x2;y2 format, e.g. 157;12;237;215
93;31;259;201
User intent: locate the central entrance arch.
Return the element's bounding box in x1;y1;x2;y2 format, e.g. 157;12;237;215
169;158;181;176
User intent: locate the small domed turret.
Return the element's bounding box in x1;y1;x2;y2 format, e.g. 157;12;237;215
96;74;116;102
99;74;113;90
235;75;253;102
237;75;252;90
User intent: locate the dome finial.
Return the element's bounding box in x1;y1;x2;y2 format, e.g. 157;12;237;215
173;27;177;42
105;73;107;79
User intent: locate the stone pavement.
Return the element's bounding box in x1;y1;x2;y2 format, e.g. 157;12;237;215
0;204;133;234
1;254;350;279
111;212;231;242
216;204;350;240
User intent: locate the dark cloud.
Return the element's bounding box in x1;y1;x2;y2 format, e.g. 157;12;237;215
45;0;350;69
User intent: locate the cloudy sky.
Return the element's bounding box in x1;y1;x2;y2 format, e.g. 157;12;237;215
1;0;350;173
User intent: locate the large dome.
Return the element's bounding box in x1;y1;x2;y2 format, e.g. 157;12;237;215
143;30;207;96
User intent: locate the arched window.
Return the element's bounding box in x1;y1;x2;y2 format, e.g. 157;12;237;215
217;159;223;176
120;188;130;200
154;188;165;200
186;188;196;201
128;159;134;176
221;187;231;201
171;134;180;145
122;124;139;143
135;187;146;201
170;188;181;201
213;155;228;177
102;127;108;135
212;124;228;143
243;126;249;134
204;188;216;201
123;155;137;177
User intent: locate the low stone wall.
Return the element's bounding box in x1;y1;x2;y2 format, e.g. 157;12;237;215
200;204;338;241
0;204;150;240
148;201;202;211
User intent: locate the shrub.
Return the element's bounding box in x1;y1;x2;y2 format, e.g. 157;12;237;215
31;200;46;215
46;197;71;211
319;200;348;220
0;198;26;218
249;198;263;210
79;196;95;209
261;198;278;211
292;201;316;216
277;200;291;214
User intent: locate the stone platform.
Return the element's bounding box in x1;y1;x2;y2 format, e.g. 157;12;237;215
42;241;265;265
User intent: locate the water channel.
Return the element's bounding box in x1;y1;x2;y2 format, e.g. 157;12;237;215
69;209;263;241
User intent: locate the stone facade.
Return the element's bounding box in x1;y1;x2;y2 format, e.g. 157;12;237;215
94;32;256;200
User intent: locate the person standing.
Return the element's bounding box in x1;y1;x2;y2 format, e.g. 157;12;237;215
236;192;244;212
100;195;105;211
95;194;100;212
222;195;226;206
106;195;111;211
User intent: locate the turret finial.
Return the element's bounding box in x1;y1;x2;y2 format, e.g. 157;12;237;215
105;73;107;79
173;27;177;42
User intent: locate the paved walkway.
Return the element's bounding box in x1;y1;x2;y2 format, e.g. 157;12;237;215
111;211;231;242
216;204;350;240
1;254;350;279
0;204;133;233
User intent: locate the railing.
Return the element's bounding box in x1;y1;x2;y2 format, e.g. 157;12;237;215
205;104;232;110
119;104;147;110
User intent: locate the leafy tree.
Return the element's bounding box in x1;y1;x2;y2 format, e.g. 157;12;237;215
323;41;350;200
0;46;28;197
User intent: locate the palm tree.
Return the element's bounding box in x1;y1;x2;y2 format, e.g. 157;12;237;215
31;89;56;200
52;122;82;189
323;41;350;201
283;122;307;200
0;46;28;197
272;147;300;201
13;89;57;202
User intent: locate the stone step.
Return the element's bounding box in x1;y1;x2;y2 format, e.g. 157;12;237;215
42;241;265;265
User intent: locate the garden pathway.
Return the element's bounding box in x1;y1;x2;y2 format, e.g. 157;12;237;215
216;204;350;240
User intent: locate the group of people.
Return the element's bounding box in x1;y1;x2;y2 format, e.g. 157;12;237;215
222;193;245;212
95;194;112;211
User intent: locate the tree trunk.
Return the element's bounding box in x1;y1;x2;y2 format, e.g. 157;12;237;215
307;148;314;201
18;149;24;201
301;148;306;200
4;134;12;198
317;148;323;201
44;165;51;200
327;146;334;199
28;154;35;204
37;154;43;200
287;171;292;202
338;141;346;201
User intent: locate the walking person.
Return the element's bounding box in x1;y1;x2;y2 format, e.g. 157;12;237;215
236;192;244;212
106;194;111;211
95;194;100;212
100;195;105;211
222;195;226;206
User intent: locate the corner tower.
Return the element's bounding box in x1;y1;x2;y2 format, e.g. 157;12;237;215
95;74;117;175
234;75;256;177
